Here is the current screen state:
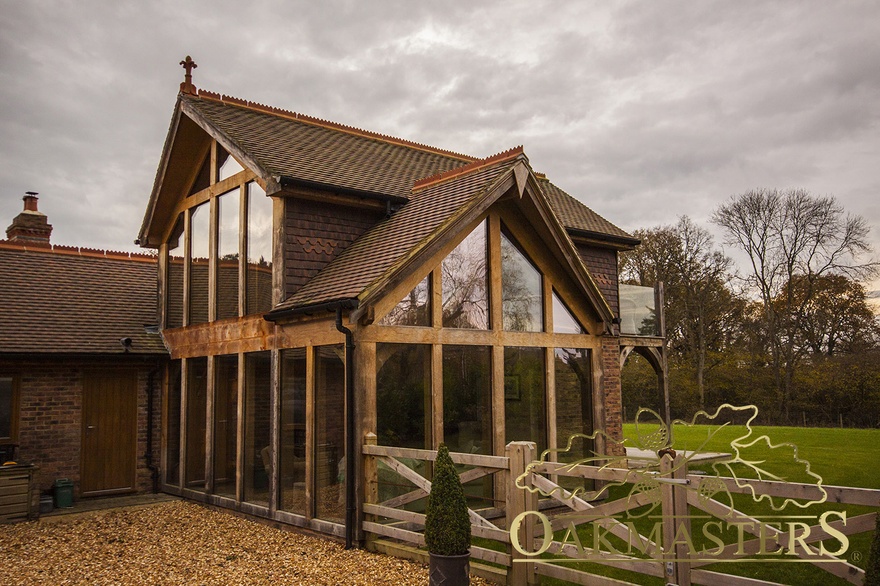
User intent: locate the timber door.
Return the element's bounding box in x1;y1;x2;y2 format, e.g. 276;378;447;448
81;370;138;496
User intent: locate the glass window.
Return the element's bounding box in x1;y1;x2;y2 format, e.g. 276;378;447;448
185;357;208;491
166;361;182;486
555;348;594;493
0;376;19;443
189;203;210;325
243;351;271;506
280;348;307;515
501;231;543;332
218;150;244;181
442;345;491;455
246;182;273;315
504;347;546;453
552;291;584;334
315;345;345;523
442;221;489;329
166;215;184;329
217;189;240;320
213;355;238;498
377;344;431;448
379;276;430;327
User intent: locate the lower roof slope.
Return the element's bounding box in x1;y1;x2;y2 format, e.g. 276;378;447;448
0;243;166;355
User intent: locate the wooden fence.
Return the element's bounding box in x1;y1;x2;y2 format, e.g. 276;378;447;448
361;435;879;586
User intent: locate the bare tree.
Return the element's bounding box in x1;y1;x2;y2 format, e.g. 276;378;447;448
712;188;877;422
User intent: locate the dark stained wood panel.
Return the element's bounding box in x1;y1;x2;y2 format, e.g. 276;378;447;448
81;371;138;495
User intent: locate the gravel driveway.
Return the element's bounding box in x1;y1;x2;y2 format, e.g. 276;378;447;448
0;500;491;585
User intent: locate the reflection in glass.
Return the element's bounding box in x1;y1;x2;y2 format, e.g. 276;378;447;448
243;351;271;506
555;348;594;493
218;151;244;181
217;189;240;320
504;347;546;452
379;276;430;326
619;284;658;336
280;349;307;515
315;345;345;523
167;215;184;328
166;361;182;486
189;203;210;325
185;357;208;491
246;182;273;315
552;291;584;334
442;221;488;329
501;232;543;332
213;355;238;498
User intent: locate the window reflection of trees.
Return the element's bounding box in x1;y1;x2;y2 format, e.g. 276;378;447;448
442;222;489;329
501;232;542;332
380;277;430;327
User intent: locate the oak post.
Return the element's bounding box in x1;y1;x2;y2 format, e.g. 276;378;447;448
363;432;378;551
506;441;538;586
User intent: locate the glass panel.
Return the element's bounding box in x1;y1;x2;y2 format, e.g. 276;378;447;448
504;347;546;452
442;221;489;329
501;232;543;332
243;351;271;506
0;377;13;440
315;345;345;523
246;182;273;315
218;151;244;181
619;284;658;336
166;215;184;329
379;276;430;327
552;291;584;334
555;348;594;493
213;355;238;498
217;189;240;320
189;203;210;325
185;357;208;491
166;361;182;486
280;348;307;514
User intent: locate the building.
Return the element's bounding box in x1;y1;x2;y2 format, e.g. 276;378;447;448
0;195;166;499
136;59;643;541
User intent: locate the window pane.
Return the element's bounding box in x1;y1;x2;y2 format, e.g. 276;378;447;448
501;232;543;332
280;348;307;514
315;345;345;523
555;348;594;493
167;215;184;329
442;345;491;455
246;182;273;315
377;344;431;448
185;357;208;491
442;221;489;329
189;204;210;325
166;361;182;485
0;377;13;440
218;151;244;181
379;276;430;327
244;351;271;506
504;347;546;453
213;355;238;498
552;291;584;334
217;189;240;320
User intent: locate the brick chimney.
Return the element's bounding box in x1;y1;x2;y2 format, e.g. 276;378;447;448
6;192;53;246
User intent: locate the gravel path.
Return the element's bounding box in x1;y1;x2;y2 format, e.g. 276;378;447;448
0;501;492;585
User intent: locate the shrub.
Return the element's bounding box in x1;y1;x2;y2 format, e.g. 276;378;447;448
424;444;471;556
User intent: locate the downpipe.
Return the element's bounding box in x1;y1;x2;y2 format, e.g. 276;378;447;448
335;308;356;550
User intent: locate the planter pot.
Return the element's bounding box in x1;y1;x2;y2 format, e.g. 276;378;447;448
429;551;470;586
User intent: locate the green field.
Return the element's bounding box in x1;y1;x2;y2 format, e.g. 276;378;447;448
535;424;880;586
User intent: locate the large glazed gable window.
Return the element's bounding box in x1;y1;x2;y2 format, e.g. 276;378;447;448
167;215;184;329
501;230;543;332
552;290;584;334
0;376;19;443
217;189;240;320
380;276;430;327
246;182;272;315
442;220;489;329
218;150;244;181
189;203;210;325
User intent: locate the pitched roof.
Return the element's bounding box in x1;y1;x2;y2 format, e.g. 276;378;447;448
0;242;166;355
538;178;638;245
271;149;523;314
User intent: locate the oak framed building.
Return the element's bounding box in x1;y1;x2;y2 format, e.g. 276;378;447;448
138;63;642;542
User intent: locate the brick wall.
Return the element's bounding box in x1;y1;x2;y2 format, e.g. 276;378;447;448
601;337;625;456
4;357;163;496
576;244;619;316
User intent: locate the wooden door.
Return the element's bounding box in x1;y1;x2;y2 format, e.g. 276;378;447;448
81;370;138;496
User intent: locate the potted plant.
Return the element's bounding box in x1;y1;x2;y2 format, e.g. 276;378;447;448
425;443;471;585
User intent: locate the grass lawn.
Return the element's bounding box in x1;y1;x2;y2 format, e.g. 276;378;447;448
536;424;880;586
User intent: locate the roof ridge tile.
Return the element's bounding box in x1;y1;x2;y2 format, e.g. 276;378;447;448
0;240;156;262
412;146;525;192
193;89;477;162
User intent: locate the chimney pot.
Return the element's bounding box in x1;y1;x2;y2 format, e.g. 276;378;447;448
23;193;39;212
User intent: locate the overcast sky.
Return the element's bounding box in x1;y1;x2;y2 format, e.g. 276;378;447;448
1;1;878;291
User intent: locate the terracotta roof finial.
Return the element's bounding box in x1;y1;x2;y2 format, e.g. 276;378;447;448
179;56;198;95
